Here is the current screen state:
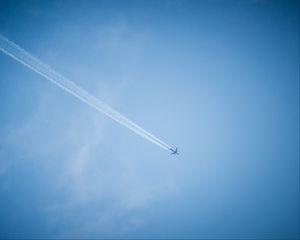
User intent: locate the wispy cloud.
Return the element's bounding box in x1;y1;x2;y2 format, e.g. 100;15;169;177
2;73;178;238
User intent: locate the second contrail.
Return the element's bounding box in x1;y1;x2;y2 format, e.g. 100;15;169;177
0;34;174;153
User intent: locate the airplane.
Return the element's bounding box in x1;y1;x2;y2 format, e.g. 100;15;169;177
170;147;179;155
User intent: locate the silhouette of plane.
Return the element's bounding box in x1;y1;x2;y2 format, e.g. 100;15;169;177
170;147;179;155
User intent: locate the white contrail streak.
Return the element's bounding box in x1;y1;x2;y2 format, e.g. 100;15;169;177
0;34;173;152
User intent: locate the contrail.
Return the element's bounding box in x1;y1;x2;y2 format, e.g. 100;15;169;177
0;34;174;153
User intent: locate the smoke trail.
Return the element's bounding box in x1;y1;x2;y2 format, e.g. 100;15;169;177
0;34;173;152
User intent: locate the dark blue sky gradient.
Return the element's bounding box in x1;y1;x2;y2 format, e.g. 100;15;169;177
0;0;299;238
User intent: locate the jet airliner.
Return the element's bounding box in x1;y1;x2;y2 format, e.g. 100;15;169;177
170;147;179;155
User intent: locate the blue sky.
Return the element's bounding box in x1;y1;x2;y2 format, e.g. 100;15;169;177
0;0;299;238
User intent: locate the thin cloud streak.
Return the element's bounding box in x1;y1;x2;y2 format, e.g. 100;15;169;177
0;34;172;153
